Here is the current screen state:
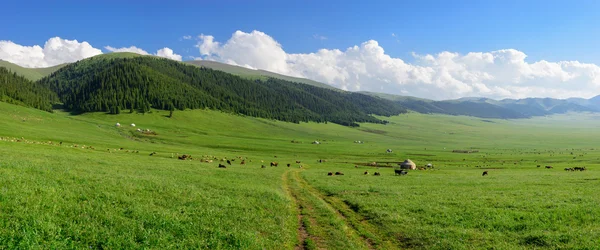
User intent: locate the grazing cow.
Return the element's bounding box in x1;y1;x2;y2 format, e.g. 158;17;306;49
537;165;541;168
545;166;553;169
355;165;358;168
227;160;231;165
374;172;381;176
287;163;291;167
565;167;574;171
574;167;586;171
364;171;369;175
240;160;245;165
327;172;333;176
482;171;488;176
218;164;227;168
394;169;408;176
149;152;156;156
270;162;278;167
335;172;344;175
261;165;266;168
296;161;301;164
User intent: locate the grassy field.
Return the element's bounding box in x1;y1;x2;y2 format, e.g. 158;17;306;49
1;102;600;249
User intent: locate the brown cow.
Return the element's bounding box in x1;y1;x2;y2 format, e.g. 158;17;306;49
296;161;301;164
271;162;278;167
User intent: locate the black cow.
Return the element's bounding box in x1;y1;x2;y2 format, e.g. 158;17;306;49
482;171;488;176
394;169;408;176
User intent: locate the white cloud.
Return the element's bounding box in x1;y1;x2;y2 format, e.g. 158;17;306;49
105;46;182;61
196;30;600;100
0;37;102;68
104;46;150;55
313;34;327;40
155;47;182;61
182;35;192;40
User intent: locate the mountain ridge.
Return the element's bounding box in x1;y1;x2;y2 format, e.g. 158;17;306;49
2;53;600;120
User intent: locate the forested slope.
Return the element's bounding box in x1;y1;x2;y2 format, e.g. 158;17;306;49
38;56;406;126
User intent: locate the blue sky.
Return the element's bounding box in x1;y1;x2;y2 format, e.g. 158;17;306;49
2;0;600;99
3;0;599;63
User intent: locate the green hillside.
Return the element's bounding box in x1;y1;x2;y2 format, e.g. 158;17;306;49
0;60;66;81
0;67;58;111
38;56;406;126
186;60;339;90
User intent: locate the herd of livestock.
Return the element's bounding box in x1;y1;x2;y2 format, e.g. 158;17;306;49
0;133;592;177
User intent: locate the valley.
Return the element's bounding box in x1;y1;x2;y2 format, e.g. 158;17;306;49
1;101;599;249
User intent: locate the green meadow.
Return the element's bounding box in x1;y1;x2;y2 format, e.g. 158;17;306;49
1;101;600;249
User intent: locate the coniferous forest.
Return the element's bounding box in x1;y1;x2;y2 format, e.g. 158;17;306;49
2;55;407;126
0;67;58;112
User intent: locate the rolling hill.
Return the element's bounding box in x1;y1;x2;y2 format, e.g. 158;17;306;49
35;54;406;126
3;52;600;120
366;92;600;119
0;67;58;111
0;60;66;81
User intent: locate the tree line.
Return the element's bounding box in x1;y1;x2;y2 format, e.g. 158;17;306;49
0;67;58;112
7;56;407;126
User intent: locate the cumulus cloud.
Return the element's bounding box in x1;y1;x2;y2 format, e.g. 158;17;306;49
196;30;600;100
104;46;150;55
155;47;182;61
0;37;102;68
104;46;182;61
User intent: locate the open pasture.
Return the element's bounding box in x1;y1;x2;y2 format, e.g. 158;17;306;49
1;102;600;249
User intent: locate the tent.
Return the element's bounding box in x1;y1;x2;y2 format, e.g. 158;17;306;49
399;159;416;170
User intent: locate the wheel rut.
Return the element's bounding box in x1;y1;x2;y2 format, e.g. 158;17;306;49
282;170;309;250
283;169;396;250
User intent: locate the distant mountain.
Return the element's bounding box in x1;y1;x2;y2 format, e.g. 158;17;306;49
36;53;406;126
4;53;600;120
186;60;338;90
365;92;600;119
0;60;66;81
